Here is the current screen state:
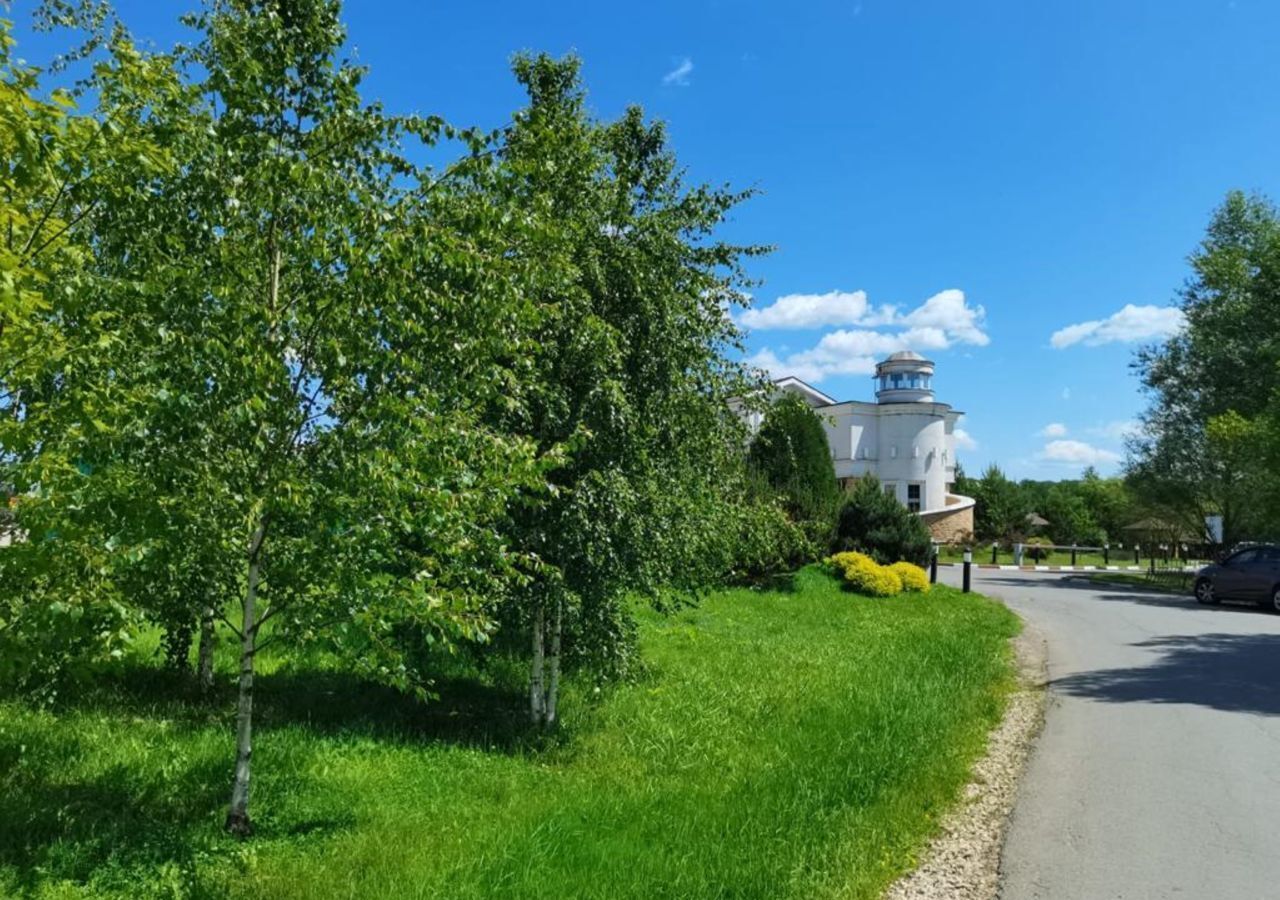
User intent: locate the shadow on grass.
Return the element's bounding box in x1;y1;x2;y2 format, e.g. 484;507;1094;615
254;669;534;750
0;662;539;890
1052;632;1280;716
0;750;230;892
31;663;538;752
726;571;801;595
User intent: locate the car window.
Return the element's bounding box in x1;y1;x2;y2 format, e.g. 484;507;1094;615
1259;547;1280;563
1229;549;1259;565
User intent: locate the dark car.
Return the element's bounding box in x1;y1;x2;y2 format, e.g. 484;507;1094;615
1194;545;1280;611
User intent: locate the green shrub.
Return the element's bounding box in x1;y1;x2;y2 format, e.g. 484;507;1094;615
749;394;841;551
1023;537;1054;563
834;476;933;566
731;486;813;583
888;561;930;593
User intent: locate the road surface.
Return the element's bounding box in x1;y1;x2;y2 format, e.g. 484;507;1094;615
940;568;1280;900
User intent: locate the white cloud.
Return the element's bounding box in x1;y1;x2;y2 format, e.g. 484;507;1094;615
1088;419;1143;441
743;288;989;382
899;289;990;346
738;290;896;330
662;58;693;87
1037;439;1121;466
745;348;831;384
749;328;920;384
1039;422;1068;438
954;428;978;450
1050;304;1185;349
741;288;987;345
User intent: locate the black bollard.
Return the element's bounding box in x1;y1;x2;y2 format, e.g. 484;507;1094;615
962;550;972;593
1071;544;1077;567
1134;546;1140;565
1104;544;1110;565
930;551;938;584
991;543;998;564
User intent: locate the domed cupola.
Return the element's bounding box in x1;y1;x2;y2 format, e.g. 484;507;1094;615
874;350;935;403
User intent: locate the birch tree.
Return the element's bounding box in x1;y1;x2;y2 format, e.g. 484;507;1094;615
487;55;763;725
0;11;186;693
5;0;547;835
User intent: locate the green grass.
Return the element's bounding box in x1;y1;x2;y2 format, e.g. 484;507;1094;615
1085;571;1192;594
937;546;1200;569
0;567;1019;900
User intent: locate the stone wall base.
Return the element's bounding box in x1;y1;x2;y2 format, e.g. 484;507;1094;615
920;504;974;543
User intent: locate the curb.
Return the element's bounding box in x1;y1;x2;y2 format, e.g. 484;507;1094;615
935;563;1198;573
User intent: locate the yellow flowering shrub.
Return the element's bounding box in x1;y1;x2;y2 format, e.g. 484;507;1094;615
888;561;930;593
827;551;903;597
828;551;874;574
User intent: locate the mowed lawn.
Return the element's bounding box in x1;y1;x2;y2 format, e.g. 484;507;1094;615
0;567;1019;900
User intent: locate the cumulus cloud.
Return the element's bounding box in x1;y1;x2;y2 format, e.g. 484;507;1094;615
1037;439;1121;466
1088;419;1143;441
662;58;693;87
743;288;987;344
954;428;978;450
899;289;990;346
744;288;989;383
738;290;895;330
745;348;832;384
1039;423;1068;438
1050;304;1185;349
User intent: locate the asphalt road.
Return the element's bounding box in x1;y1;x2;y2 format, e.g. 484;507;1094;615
940;568;1280;900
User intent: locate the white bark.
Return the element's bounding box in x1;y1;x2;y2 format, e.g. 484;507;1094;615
546;598;562;727
529;604;546;725
197;602;216;694
225;522;265;836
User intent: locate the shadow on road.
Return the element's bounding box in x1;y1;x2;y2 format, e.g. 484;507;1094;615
977;575;1270;616
1051;633;1280;716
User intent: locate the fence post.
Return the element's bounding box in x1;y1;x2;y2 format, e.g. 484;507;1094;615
962;549;972;593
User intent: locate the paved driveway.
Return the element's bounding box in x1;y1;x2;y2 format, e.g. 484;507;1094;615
940;568;1280;900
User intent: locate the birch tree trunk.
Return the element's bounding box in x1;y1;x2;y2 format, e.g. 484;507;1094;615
529;603;546;725
197;601;216;695
225;521;266;836
545;598;562;727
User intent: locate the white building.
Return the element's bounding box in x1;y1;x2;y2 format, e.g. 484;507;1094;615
750;351;975;541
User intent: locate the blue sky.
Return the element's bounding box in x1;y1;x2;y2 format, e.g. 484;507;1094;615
16;0;1280;478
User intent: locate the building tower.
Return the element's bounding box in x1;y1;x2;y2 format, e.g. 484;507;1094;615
874;350;935;404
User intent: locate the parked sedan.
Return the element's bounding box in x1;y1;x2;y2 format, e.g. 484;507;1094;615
1194;545;1280;611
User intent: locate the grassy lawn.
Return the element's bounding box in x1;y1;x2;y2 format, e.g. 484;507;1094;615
0;567;1019;900
937;546;1198;569
1085;571;1193;594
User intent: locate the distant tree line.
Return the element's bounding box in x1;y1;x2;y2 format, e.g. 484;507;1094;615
961;192;1280;551
956;465;1137;547
1127;191;1280;547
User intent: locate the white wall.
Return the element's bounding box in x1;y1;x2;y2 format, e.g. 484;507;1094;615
817;402;957;511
